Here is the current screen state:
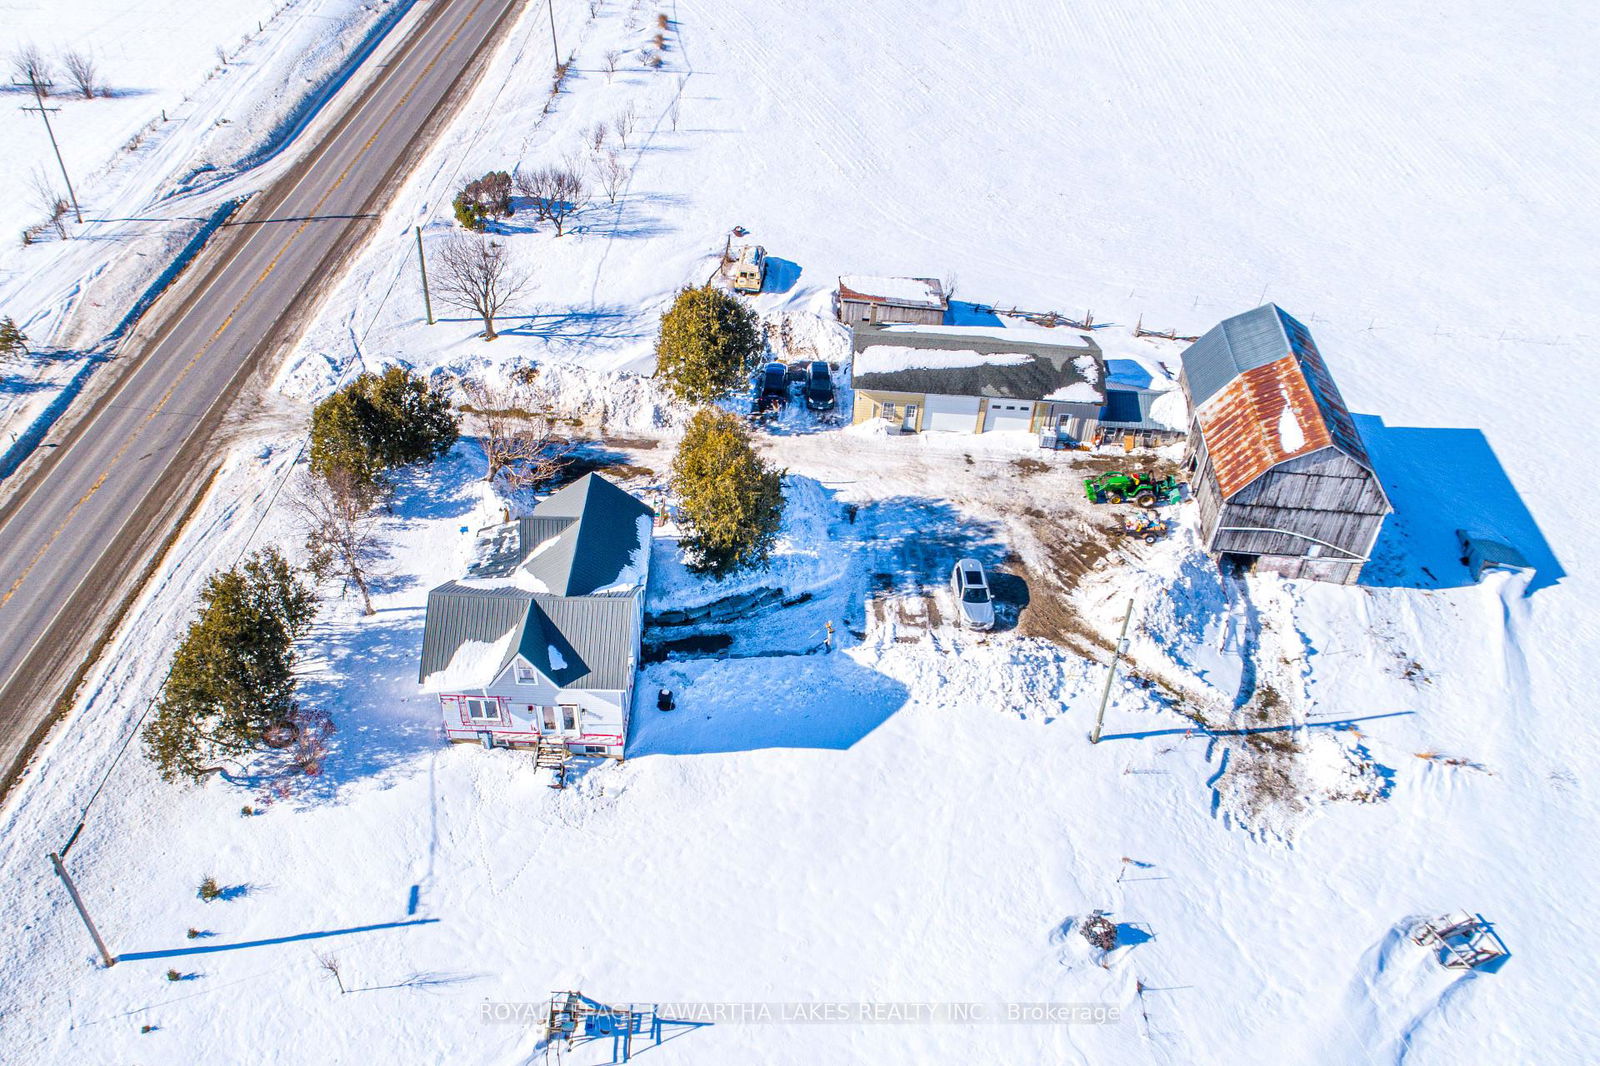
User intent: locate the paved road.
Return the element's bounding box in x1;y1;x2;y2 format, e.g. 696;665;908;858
0;0;523;796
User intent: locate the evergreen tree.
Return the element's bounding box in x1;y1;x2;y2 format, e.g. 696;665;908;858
670;407;785;577
0;316;26;364
142;548;317;783
653;284;762;404
308;367;458;485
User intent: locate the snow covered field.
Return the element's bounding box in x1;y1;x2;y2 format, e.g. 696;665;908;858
0;0;411;463
2;0;1598;1063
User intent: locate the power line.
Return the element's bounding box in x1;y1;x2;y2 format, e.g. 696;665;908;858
16;68;84;225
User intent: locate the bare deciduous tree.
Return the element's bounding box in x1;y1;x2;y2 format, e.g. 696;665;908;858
29;167;68;239
514;162;586;236
290;468;386;616
458;373;579;489
61;49;99;98
11;44;53;93
432;235;530;340
603;49;622;81
317;952;348;994
588;120;608;152
598;152;630;204
613;103;638;149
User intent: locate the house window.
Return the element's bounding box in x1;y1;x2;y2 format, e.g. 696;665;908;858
541;706;558;732
881;401;897;420
560;705;579;732
464;697;500;722
514;663;537;685
582;745;609;756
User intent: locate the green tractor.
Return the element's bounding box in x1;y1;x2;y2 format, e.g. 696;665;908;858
1084;470;1182;508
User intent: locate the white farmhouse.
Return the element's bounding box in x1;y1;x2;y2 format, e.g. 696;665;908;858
418;473;653;759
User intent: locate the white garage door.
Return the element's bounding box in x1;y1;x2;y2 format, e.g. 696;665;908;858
982;400;1035;433
923;393;981;433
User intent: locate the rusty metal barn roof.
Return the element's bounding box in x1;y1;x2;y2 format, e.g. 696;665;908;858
1183;305;1376;499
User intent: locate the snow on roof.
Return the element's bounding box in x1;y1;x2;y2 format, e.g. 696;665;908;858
877;321;1093;346
420;631;517;694
855;345;1032;376
837;275;947;309
1044;382;1102;403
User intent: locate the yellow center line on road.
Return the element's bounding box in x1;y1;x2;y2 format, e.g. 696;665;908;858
0;4;481;610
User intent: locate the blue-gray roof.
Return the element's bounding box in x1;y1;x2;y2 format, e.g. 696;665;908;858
1181;304;1304;410
419;473;652;691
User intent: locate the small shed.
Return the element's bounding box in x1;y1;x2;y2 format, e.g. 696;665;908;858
1181;304;1390;584
837;275;948;326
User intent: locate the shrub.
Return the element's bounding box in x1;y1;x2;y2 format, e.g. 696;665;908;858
308;366;459;486
166;969;183;982
452;171;514;230
0;316;26;364
198;877;221;901
653;284;762;404
670;408;784;577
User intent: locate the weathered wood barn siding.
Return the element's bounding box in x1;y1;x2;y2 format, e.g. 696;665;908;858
1191;439;1389;583
837;296;946;326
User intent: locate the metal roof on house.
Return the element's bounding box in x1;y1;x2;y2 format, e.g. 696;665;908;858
461;474;654;593
837;275;948;310
850;325;1104;404
419;473;652;692
418;584;638;691
1181;305;1377;499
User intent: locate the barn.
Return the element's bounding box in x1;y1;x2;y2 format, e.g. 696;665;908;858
1180;304;1391;584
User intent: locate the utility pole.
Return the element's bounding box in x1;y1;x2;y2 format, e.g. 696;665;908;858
1090;600;1135;744
414;226;434;325
547;0;560;66
48;853;115;968
18;69;83;225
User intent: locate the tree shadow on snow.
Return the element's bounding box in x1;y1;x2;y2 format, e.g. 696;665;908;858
1355;416;1564;594
290;607;439;801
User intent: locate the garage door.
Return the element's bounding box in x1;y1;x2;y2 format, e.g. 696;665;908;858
982;400;1034;433
923;394;981;433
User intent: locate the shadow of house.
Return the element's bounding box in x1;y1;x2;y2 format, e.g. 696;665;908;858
628;651;910;756
1355;416;1564;594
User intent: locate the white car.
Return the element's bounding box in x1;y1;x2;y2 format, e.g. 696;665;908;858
950;558;995;631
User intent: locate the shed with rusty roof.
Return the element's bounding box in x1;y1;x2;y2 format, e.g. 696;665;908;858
1180;305;1390;584
837;275;949;326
